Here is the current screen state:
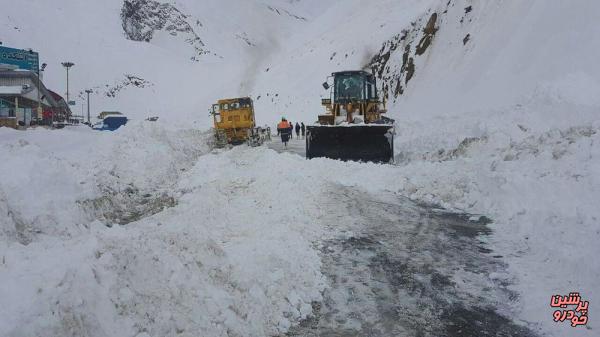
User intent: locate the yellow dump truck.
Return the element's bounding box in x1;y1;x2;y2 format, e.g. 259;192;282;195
210;97;269;147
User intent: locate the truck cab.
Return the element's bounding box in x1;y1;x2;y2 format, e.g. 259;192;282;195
210;97;256;145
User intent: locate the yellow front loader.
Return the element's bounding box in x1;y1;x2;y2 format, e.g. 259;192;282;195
306;70;395;163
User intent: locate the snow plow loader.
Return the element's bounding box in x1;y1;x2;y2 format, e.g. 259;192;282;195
306;70;394;163
210;97;266;147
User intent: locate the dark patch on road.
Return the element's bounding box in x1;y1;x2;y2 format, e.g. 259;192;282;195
441;305;534;337
286;186;537;337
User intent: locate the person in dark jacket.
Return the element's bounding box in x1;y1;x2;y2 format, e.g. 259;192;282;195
300;122;306;139
288;121;293;139
295;122;300;138
277;118;291;147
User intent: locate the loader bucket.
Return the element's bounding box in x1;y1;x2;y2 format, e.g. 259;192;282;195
306;125;394;163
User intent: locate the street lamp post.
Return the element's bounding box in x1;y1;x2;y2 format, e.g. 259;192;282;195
61;61;75;123
37;63;47;125
85;89;93;125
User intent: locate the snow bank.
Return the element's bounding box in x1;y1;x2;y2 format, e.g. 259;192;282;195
0;122;208;243
0;126;329;337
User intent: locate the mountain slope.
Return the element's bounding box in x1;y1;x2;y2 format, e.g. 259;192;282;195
1;0;326;123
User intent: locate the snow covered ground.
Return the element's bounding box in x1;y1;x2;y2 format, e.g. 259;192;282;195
2;122;597;336
392;106;600;337
2;0;599;336
0;124;326;337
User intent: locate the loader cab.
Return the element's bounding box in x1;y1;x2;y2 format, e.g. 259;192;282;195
309;70;394;163
331;71;378;104
319;70;385;125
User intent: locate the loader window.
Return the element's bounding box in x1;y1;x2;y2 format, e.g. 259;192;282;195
366;82;376;100
367;75;378;99
230;102;240;110
335;74;365;101
239;98;252;108
212;104;219;114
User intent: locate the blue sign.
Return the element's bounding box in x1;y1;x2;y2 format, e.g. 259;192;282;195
0;46;40;73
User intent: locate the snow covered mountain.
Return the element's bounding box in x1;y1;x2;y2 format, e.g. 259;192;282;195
1;1;599;336
1;0;326;123
4;0;597;126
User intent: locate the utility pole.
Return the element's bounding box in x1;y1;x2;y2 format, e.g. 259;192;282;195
61;62;74;122
85;89;93;125
16;96;21;128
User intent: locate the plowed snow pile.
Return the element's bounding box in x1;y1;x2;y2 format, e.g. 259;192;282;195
0;124;328;337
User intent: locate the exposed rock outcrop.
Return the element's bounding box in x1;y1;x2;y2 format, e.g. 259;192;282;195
121;0;209;61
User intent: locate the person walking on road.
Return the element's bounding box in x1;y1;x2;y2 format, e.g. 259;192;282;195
301;122;306;139
295;122;300;138
277;118;291;148
288;121;293;139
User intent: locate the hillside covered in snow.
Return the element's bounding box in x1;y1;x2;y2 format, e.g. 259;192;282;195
1;0;327;124
1;0;599;336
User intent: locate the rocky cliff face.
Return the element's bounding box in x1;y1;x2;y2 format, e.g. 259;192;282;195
368;10;442;101
367;0;479;102
121;0;209;61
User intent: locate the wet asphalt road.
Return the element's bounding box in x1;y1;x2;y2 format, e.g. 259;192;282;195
268;138;538;337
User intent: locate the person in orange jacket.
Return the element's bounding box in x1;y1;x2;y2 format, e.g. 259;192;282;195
277;117;291;147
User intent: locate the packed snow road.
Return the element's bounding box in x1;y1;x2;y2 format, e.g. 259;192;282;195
267;136;306;157
285;185;537;337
